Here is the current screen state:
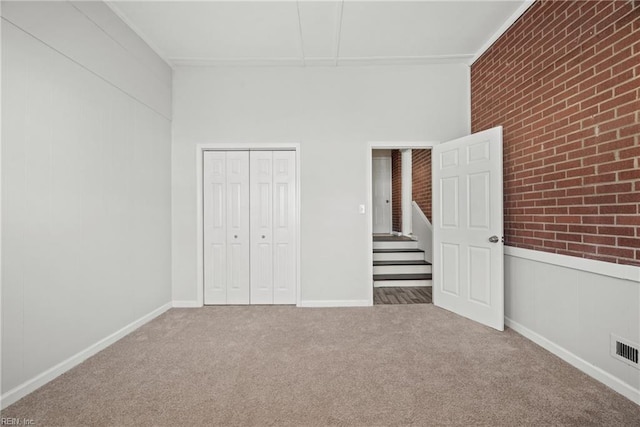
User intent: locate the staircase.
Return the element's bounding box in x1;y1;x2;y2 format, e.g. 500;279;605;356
373;235;432;287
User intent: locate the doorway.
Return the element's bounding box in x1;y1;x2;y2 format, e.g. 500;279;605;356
367;142;437;306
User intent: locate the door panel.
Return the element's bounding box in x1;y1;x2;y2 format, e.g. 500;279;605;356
272;151;296;304
225;151;250;304
250;151;274;304
203;151;250;305
372;157;391;234
433;127;504;330
204;152;227;304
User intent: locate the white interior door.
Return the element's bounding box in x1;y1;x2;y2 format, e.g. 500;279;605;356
203;151;227;304
372;157;392;234
250;151;274;304
432;127;504;331
271;151;296;304
203;151;250;305
249;151;297;304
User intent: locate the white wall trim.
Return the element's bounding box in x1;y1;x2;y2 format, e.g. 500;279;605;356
299;299;372;308
505;246;640;283
505;317;640;406
367;141;439;306
172;300;201;308
470;0;535;65
411;201;433;263
0;303;172;409
411;201;432;232
195;142;302;308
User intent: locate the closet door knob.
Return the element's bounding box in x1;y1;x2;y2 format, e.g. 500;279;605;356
261;235;266;239
234;235;238;239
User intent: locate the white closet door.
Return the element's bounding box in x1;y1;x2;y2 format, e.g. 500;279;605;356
272;151;296;304
203;151;227;305
250;151;274;304
225;151;251;304
203;151;250;305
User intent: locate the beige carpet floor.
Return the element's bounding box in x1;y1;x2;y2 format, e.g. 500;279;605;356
3;305;640;426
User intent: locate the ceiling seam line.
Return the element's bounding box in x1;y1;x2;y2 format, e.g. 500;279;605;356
334;0;344;67
295;0;306;67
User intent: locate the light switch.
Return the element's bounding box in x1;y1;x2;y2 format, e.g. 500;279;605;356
359;204;366;214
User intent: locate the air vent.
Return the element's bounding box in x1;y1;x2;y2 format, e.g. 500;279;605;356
610;334;639;369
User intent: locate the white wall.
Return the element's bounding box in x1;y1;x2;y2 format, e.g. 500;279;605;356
172;64;470;305
1;1;172;406
505;247;640;404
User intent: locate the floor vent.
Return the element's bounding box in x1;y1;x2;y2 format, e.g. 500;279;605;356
610;334;639;369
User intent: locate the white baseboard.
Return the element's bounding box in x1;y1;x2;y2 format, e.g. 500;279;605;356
1;302;172;409
172;300;201;308
505;317;640;406
299;299;372;308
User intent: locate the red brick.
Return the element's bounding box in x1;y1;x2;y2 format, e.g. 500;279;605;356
617;216;640;226
600;204;637;214
584;234;616;245
598;226;635;236
618;237;640;248
598;246;635;258
583;216;616;225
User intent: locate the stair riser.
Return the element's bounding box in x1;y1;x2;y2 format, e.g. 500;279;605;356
373;241;418;250
373;252;424;262
373;265;432;275
374;280;432;287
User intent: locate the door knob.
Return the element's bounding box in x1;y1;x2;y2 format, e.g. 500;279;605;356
234;235;238;239
261;235;266;239
488;235;499;243
386;200;389;203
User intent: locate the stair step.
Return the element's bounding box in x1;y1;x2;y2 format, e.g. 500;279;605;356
373;248;424;253
373;264;432;275
373;250;425;262
373;272;433;287
373;235;415;241
374;273;432;281
373;240;418;250
374;279;432;287
373;260;431;266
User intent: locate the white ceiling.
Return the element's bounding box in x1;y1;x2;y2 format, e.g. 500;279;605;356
108;0;532;67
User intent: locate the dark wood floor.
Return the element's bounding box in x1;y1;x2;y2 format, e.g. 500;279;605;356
374;286;432;305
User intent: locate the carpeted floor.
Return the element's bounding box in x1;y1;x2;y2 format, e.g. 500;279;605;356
3;305;640;426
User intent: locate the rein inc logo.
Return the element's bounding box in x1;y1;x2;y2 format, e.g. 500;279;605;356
1;419;35;426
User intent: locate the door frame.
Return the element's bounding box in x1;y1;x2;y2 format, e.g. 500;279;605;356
371;154;392;234
366;141;439;305
196;143;301;307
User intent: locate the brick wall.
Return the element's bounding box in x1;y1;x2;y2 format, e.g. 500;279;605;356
412;149;432;221
392;150;402;232
471;0;640;266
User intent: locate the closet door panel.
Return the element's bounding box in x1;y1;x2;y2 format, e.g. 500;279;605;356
273;151;296;304
203;151;227;305
250;151;274;304
225;151;250;304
